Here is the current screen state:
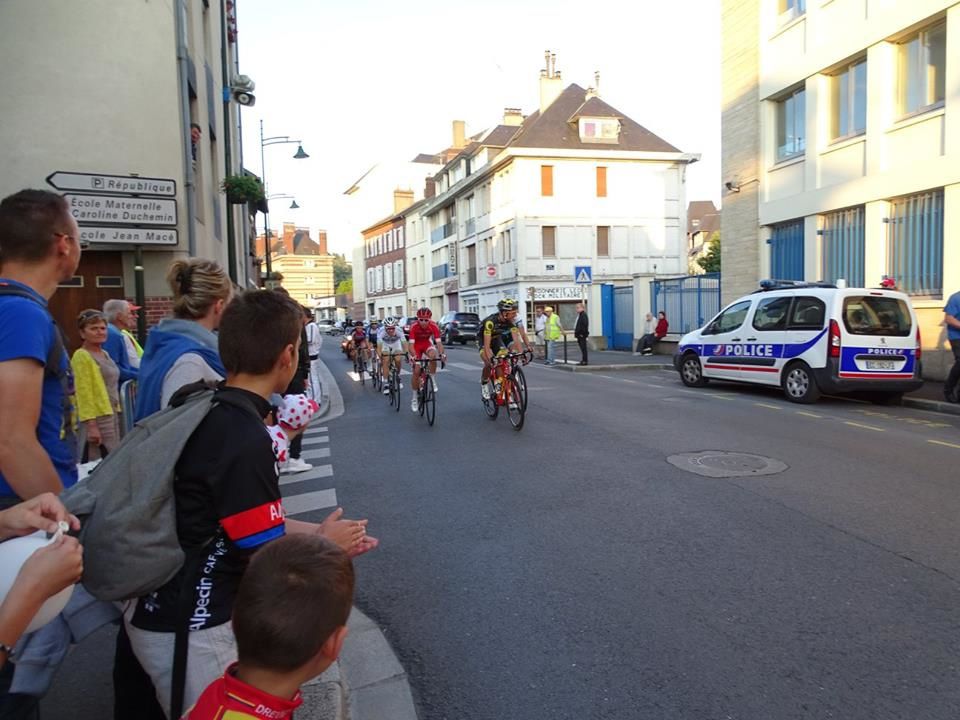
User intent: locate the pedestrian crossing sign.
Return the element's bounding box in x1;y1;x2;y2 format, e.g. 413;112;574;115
574;266;592;284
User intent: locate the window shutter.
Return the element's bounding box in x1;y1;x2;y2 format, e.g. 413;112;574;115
596;167;607;197
541;166;553;197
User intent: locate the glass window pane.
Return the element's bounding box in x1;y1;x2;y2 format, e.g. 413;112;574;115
838;70;849;137
926;23;946;105
794;89;805;153
900;37;921;114
830;72;843;138
852;61;867;133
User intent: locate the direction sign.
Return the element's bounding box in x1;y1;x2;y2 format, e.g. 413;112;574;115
574;265;593;284
79;226;178;246
486;264;497;278
65;194;177;226
47;171;176;197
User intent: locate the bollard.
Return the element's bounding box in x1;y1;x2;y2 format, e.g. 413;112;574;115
563;333;568;364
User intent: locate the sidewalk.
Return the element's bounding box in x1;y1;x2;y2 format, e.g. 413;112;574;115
545;345;960;417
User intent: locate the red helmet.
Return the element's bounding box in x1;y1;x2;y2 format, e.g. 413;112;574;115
416;307;432;320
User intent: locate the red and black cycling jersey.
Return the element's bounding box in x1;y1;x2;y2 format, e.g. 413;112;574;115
350;326;367;342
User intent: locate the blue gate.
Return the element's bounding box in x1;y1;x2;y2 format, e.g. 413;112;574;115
651;273;721;334
600;284;635;350
768;219;805;280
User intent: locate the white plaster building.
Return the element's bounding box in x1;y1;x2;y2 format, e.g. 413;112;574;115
721;0;960;379
420;55;699;349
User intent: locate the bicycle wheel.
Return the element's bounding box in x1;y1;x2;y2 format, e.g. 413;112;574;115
358;355;366;385
423;375;436;426
392;369;401;412
505;379;525;430
513;366;528;412
482;381;498;419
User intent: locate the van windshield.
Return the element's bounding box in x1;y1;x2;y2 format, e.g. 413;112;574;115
842;296;911;336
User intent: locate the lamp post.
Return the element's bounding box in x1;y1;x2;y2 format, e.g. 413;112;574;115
267;193;300;210
260;119;309;284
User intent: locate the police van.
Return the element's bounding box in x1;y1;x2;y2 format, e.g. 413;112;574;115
673;280;923;404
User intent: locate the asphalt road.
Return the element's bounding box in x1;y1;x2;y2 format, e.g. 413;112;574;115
36;341;960;719
325;342;960;720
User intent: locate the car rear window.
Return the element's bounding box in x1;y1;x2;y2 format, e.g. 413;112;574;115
455;313;479;322
842;296;912;336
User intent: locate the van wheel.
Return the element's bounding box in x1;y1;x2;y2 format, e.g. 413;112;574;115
782;362;821;403
679;353;708;387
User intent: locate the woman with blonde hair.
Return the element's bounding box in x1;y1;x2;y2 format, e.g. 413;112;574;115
134;258;232;420
71;309;122;458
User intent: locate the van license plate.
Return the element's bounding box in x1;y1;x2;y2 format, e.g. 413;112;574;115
865;360;896;370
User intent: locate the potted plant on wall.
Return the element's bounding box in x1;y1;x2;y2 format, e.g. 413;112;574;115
221;175;265;205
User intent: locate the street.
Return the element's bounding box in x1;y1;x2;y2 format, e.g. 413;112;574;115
41;341;960;719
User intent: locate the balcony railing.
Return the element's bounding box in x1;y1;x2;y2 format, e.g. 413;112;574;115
465;218;476;236
432;263;450;281
430;222;455;244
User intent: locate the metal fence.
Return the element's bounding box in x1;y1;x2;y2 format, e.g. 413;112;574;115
651;273;721;335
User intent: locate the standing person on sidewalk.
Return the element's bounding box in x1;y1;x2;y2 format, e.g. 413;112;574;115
71;310;122;460
534;306;546;354
303;307;323;402
543;306;563;365
102;299;142;379
574;303;589;366
279;300;312;474
944;288;960;403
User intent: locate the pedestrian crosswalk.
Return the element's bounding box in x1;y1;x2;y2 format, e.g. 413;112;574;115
281;423;338;516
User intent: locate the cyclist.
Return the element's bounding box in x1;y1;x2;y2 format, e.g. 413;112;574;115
377;316;407;395
346;320;368;362
479;298;529;400
407;307;445;412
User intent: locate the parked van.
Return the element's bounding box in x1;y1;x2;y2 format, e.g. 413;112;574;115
673;280;923;404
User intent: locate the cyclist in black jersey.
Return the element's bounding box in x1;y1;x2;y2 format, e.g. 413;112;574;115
478;298;530;400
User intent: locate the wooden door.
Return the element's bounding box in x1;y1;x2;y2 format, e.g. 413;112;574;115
48;251;125;353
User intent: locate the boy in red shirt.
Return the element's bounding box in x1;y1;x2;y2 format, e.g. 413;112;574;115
184;534;354;719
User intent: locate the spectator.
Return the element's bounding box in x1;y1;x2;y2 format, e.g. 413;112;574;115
944;287;960;403
281;305;313;474
190;123;202;164
124;289;372;718
304;307;322;402
652;312;669;353
0;493;83;670
102;299;142;377
637;313;656;354
534;307;546;352
71;310;121;459
0;189;81;505
134;259;231;421
184;535;353;719
574;303;589;366
543;306;563;366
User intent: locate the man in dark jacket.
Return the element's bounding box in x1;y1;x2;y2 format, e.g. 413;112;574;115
574;303;589;366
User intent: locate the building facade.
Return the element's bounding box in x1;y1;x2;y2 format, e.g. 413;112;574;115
256;223;334;307
0;0;251;344
362;204;409;320
721;0;960;378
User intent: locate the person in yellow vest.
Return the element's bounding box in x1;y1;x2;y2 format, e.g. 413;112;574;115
543;306;564;365
71;310;121;459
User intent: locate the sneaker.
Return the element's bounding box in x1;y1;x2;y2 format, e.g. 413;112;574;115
481;383;491;400
282;457;313;474
411;396;419;413
383;387;390;395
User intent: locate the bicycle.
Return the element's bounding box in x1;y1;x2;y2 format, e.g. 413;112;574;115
384;351;403;412
481;350;531;430
370;348;383;392
353;344;367;385
411;355;445;427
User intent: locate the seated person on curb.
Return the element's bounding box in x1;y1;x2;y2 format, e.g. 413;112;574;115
478;298;526;401
184;534;353;719
346;321;367;362
124;290;377;719
376;317;407;395
407;307;445;413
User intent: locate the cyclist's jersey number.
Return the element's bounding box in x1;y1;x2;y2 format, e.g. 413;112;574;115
479;313;518;353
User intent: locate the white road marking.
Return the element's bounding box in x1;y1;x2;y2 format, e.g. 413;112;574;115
928;439;960;450
796;411;823;418
755;403;782;410
844;421;885;432
301;435;329;446
300;447;331;460
279;464;333;485
283;489;338;515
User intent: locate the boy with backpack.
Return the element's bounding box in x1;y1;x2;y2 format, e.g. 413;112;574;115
105;289;370;718
184;534;354;719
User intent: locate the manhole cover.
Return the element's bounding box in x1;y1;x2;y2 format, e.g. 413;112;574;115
666;451;788;478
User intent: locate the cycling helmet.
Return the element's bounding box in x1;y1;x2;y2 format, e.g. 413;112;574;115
354;320;364;327
497;298;518;312
384;316;398;327
416;307;432;320
369;318;379;324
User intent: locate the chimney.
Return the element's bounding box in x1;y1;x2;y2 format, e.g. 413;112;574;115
317;230;328;255
503;107;523;126
595;70;600;96
539;49;564;113
452;120;466;149
424;176;436;199
393;188;414;214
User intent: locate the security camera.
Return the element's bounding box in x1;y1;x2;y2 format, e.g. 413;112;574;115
232;90;256;106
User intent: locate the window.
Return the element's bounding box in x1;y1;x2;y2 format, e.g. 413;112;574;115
375;266;383;292
398;226;404;248
820;206;865;287
830;59;866;140
705;300;751;335
394;260;404;288
886;189;943;296
778;0;805;18
597;226;610;257
542;226;556;257
768;219;804;280
776;86;805;161
502;229;513;262
898;22;946;117
95;276;123;288
541;165;553;196
578;118;620;143
842;296;910;336
384;264;392;291
596;167;607;197
787;297;825;330
752;297;791;331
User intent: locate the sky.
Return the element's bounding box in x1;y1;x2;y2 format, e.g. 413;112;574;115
238;0;721;257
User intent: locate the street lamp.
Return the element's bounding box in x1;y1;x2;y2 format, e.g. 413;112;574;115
260;120;309;283
267;193;301;210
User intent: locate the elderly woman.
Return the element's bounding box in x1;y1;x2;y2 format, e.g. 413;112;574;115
71;309;121;458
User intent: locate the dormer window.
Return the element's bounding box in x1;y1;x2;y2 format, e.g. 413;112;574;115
579;117;620;143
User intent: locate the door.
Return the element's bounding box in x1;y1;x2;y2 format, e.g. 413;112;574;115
47;250;125;353
743;295;792;386
612;286;633;350
699;299;753;381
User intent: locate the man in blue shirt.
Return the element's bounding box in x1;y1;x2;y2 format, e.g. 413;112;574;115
0;190;83;505
944;289;960;403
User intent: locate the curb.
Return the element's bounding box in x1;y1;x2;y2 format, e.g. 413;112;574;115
902;396;960;417
550;362;674;372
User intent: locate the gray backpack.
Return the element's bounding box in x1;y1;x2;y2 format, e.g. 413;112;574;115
61;387;257;601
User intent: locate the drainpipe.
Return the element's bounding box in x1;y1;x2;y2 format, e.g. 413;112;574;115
175;0;197;257
220;0;237;282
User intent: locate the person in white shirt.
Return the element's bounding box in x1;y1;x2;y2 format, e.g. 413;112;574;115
304;310;323;401
376;317;407;395
534;307;546;346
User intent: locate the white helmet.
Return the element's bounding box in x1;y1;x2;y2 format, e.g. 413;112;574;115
384;316;398;327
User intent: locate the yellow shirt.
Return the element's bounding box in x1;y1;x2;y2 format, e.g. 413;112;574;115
71;348;117;421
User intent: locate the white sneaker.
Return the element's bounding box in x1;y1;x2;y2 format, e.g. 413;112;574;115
282;457;313;474
481;382;491;400
382;387;390;395
410;396;419;413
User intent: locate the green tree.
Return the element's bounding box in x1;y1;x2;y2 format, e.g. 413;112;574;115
332;253;352;287
697;232;721;274
336;278;353;295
